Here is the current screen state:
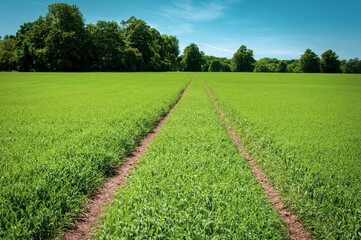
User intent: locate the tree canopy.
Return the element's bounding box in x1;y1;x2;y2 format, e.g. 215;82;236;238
0;3;359;73
300;49;321;73
180;43;203;71
231;45;255;72
321;50;341;73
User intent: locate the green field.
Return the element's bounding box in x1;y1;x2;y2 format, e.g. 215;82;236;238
96;79;287;239
0;73;189;239
1;72;360;239
204;73;361;239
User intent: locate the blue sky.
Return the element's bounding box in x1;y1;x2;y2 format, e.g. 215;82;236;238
1;0;360;60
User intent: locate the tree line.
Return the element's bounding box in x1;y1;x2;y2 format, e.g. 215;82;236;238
0;3;179;72
0;3;360;73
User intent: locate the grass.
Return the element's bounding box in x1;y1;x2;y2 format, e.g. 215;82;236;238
96;77;287;239
2;72;360;239
204;72;361;239
0;72;190;239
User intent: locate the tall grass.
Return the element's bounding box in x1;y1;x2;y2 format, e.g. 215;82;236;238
0;72;189;239
96;78;287;239
205;73;361;239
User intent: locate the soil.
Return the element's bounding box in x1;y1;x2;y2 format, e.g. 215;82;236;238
63;79;192;240
202;78;312;240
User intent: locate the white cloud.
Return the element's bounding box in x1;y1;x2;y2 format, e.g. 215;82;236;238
179;38;234;56
157;23;194;35
161;0;238;21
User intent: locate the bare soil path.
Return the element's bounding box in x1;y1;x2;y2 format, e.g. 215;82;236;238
202;77;311;240
63;79;192;240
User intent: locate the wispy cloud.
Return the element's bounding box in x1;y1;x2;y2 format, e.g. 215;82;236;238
180;38;234;54
161;0;239;21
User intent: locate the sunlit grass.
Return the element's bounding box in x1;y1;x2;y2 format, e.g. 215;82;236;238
0;72;190;239
205;72;361;239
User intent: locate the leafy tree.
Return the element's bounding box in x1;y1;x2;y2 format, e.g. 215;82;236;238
121;17;154;71
0;35;17;71
299;49;320;73
231;45;255;72
180;43;203;71
254;58;279;72
123;47;143;71
321;50;341;73
86;21;125;71
208;60;223;72
276;61;287;72
159;35;179;71
15;17;49;71
44;3;88;71
287;60;301;73
341;58;361;73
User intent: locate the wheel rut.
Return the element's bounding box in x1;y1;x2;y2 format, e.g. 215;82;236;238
63;78;192;240
201;77;311;240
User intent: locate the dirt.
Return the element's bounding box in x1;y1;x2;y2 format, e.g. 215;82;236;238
202;78;312;240
63;79;192;240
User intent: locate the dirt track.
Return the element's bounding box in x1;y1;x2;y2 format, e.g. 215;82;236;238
63;79;192;240
64;75;311;240
202;77;311;240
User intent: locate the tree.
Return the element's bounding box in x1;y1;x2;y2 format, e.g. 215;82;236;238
276;61;287;73
0;35;17;71
321;50;341;73
299;49;320;73
208;60;223;72
231;45;255;72
341;58;361;73
123;47;143;71
15;17;49;71
159;35;179;71
180;43;203;71
44;3;88;71
286;60;301;73
86;21;125;71
121;17;153;71
254;58;279;72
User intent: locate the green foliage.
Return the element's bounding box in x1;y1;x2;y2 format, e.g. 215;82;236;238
1;2;359;73
341;58;361;73
321;50;341;73
205;73;361;239
300;49;321;73
231;45;255;72
0;4;179;72
86;21;125;71
203;56;231;72
0;72;189;239
96;79;287;239
275;61;287;72
44;3;88;71
254;58;278;72
286;60;301;73
0;36;17;71
180;43;204;71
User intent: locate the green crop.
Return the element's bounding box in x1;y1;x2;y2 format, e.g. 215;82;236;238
96;78;287;239
204;72;361;239
0;72;189;239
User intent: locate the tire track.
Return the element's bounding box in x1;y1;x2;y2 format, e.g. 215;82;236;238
63;78;192;240
201;77;311;240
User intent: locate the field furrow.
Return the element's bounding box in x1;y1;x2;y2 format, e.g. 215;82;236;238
0;73;190;239
95;77;287;239
64;78;192;240
204;72;361;239
202;78;311;240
